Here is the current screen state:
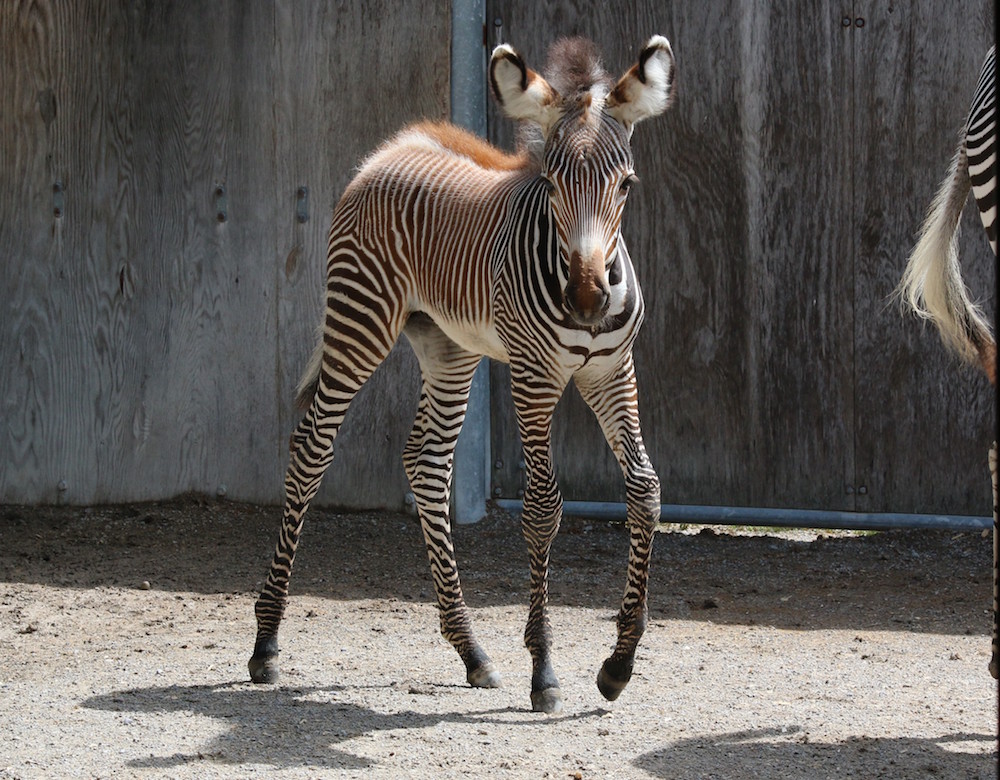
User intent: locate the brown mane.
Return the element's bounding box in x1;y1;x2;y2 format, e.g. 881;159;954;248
412;121;530;172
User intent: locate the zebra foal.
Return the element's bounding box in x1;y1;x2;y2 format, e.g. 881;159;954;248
249;36;676;712
897;45;996;679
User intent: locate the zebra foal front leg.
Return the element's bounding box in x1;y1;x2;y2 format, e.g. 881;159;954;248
511;368;569;713
577;357;661;701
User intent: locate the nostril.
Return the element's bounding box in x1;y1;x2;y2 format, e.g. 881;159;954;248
596;279;610;305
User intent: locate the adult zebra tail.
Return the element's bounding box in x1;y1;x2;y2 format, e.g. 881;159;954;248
898;142;996;382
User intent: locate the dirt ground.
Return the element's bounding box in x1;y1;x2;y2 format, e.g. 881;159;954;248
0;498;997;779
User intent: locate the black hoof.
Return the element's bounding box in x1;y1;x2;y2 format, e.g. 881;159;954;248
248;654;280;684
249;637;279;684
990;655;998;680
530;687;564;713
467;661;502;688
596;656;633;702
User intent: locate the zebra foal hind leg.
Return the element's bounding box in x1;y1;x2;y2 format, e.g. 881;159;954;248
250;284;405;684
576;356;661;701
402;316;501;689
247;404;337;683
249;400;338;683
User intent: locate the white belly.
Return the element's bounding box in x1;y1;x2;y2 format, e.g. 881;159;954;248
433;316;510;363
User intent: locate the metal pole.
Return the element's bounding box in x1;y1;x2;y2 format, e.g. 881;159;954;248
494;499;993;532
450;0;489;524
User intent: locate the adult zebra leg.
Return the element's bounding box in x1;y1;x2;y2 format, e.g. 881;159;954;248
576;355;661;702
510;364;571;713
402;315;500;689
990;441;998;679
249;287;405;684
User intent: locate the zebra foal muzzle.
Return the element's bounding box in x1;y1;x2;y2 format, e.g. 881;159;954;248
564;247;611;325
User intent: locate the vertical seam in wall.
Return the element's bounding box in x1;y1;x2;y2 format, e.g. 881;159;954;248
272;3;285;470
849;0;859;511
449;0;489;522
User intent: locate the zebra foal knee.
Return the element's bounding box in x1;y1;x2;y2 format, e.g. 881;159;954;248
625;468;661;530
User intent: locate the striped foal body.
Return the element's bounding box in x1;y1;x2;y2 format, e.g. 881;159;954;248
250;35;677;712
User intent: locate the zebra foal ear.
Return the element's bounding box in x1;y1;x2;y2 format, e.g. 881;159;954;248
490;43;560;135
607;36;675;132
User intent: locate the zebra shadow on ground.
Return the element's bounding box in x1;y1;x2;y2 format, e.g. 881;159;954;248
633;726;997;780
80;681;601;772
80;683;997;777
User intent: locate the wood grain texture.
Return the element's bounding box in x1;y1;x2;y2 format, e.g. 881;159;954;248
851;0;995;514
270;1;449;510
2;0;148;504
486;0;994;515
0;0;449;508
1;1;993;515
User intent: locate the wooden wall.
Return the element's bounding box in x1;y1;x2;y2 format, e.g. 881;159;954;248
0;1;447;507
1;1;994;517
487;0;996;515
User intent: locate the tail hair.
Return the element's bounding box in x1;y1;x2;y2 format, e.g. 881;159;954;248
897;142;995;370
294;327;324;410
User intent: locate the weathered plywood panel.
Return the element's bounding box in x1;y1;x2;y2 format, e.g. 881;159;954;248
1;1;173;505
852;1;995;514
270;1;449;509
123;2;284;504
487;1;857;511
0;1;449;507
2;1;993;516
0;2;65;502
487;0;994;516
0;2;290;505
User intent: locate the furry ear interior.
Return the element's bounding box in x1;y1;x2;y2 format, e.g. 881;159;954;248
490;43;560;135
606;36;675;131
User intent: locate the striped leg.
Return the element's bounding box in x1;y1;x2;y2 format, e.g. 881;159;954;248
402;316;500;689
990;441;998;679
249;284;405;684
510;363;571;713
576;354;661;702
249;403;335;683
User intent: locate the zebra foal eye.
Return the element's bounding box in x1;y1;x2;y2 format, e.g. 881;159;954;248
620;174;639;194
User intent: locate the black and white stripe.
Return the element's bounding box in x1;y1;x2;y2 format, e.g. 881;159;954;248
249;35;676;713
967;46;996;254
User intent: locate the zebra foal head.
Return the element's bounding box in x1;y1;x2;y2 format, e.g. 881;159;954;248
490;36;675;327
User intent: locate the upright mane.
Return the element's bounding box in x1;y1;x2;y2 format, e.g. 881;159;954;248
516;37;613;161
543;37;612;106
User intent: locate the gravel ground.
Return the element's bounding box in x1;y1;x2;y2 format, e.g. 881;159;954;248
0;499;997;779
